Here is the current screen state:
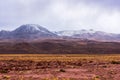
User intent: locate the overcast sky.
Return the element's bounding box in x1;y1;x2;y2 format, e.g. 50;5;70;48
0;0;120;33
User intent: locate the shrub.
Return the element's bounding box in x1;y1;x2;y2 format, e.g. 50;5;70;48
111;61;120;64
2;75;10;79
59;69;66;72
0;69;9;73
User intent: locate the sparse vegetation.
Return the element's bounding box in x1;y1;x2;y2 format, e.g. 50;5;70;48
0;54;119;80
0;69;9;73
93;76;100;80
59;69;66;72
111;60;120;64
2;75;11;80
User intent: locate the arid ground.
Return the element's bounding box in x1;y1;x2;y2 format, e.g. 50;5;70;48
0;54;119;80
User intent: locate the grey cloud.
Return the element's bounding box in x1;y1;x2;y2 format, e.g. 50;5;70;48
0;0;120;33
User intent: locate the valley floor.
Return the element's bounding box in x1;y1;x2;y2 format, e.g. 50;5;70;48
0;54;119;80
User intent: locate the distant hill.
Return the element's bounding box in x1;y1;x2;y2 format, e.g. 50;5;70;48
0;39;120;54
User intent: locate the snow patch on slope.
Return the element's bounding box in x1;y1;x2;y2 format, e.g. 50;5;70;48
56;29;96;36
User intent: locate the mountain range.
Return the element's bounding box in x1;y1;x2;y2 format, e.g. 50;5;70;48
0;24;120;42
0;24;120;54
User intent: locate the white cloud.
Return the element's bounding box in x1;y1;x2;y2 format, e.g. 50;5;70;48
0;0;120;33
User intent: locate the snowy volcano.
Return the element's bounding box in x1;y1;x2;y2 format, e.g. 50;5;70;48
13;24;52;34
0;24;57;39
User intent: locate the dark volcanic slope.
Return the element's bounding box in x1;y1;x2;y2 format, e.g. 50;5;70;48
0;39;120;54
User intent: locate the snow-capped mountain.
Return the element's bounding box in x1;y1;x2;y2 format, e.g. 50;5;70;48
55;30;120;41
0;24;57;39
11;24;57;38
55;29;95;36
13;24;52;34
0;24;120;42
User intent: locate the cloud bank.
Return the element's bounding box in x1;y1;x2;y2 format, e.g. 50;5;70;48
0;0;120;33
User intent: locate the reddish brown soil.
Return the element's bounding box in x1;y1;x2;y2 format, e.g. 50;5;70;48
0;39;120;54
0;60;119;80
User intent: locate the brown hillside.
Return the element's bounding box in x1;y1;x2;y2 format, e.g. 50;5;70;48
0;39;120;54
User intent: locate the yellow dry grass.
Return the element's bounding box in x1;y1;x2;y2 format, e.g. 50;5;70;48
0;54;119;62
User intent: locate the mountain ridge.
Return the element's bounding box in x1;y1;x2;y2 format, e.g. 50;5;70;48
55;30;120;42
0;24;120;42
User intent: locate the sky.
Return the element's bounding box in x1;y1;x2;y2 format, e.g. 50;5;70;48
0;0;120;33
